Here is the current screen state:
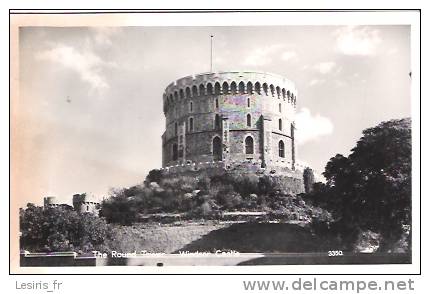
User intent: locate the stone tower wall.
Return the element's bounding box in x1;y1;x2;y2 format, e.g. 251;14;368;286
72;194;99;214
161;71;298;171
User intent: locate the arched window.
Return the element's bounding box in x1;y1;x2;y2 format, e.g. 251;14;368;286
279;140;285;158
282;88;286;99
247;81;253;94
199;84;205;96
174;122;178;136
279;118;283;131
189;117;194;132
207;83;213;95
245;136;254;155
214;114;221;129
279;103;282;113
287;90;291;102
239;81;245;94
179;89;184;99
230;81;237;94
215;98;219;109
192;85;198;97
212;136;222;161
246;114;252;127
172;143;178;161
263;83;268;95
215;82;221;95
189;101;193;113
276;86;281;98
247;97;250;108
222;82;229;94
270;84;275;96
255;82;261;94
174;91;178;100
186;87;191;98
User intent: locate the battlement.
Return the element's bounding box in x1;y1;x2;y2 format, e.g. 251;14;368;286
160;159;307;178
72;194;100;214
163;71;298;113
43;196;62;207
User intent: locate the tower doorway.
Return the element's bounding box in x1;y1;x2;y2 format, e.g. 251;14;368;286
212;136;222;161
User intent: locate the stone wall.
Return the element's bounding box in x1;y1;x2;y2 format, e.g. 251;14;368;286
159;160;305;195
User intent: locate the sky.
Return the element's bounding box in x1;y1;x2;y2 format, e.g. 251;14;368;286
14;25;411;206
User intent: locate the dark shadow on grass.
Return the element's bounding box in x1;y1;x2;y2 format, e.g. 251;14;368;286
237;252;412;265
173;222;328;253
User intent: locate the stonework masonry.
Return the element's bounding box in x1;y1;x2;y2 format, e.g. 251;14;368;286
161;71;306;194
43;195;100;215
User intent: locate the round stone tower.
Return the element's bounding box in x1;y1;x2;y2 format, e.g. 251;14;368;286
72;194;100;214
162;71;298;173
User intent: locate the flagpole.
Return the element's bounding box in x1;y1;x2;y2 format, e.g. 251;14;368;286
210;35;213;72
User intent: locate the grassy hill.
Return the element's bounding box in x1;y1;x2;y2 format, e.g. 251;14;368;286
105;221;341;254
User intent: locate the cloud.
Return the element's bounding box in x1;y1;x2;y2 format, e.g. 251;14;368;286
36;43;113;91
243;44;284;66
334;26;381;56
243;45;298;66
313;61;336;74
281;50;298;61
334;79;347;87
90;27;122;46
295;108;334;144
387;47;398;55
309;79;326;86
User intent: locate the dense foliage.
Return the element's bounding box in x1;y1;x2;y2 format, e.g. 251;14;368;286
99;173;329;225
20;204;109;252
304;118;412;250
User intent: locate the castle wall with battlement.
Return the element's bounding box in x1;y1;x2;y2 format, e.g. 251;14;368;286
72;194;100;214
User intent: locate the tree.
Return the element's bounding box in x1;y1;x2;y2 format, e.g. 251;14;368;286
99;193;139;225
315;118;412;250
146;169;163;184
20;204;109;252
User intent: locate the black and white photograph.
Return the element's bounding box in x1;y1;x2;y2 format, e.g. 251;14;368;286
9;10;420;276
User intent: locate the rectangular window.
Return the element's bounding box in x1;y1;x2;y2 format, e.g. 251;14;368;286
189;117;194;132
247;114;252;127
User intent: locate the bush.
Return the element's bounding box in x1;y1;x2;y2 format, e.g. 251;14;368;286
146;169;163;184
20;204;109;252
100;193;139;225
217;192;243;210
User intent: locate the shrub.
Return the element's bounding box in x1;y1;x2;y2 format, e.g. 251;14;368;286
146;169;163;184
20;204;109;252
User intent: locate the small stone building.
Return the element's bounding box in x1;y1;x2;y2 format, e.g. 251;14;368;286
72;194;100;214
43;196;73;210
43;195;99;215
